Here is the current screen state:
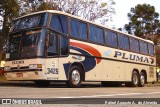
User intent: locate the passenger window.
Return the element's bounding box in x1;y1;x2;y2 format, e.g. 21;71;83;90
89;25;97;42
97;28;104;44
89;25;104;44
106;30;118;47
60;37;69;55
79;22;87;40
119;34;130;50
140;41;148;54
130;38;140;52
70;19;88;40
70;19;79;38
50;15;68;34
148;43;154;55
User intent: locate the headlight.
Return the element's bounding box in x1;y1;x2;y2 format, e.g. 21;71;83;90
4;66;10;71
29;64;42;69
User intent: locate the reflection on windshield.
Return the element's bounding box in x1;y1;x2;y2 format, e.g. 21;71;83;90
8;30;44;60
12;14;45;32
9;34;21;59
21;33;40;48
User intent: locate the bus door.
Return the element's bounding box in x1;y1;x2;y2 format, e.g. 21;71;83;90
45;31;69;80
45;31;59;80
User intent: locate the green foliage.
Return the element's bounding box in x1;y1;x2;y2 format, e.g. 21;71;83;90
37;2;55;11
0;0;20;61
19;0;55;15
0;0;20;34
124;4;160;39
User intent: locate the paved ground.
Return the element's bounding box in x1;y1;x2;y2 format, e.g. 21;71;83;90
0;81;160;106
0;81;160;98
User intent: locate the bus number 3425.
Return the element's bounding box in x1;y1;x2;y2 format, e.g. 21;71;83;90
46;68;58;74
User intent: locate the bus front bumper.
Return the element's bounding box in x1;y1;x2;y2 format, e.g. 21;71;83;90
4;71;46;81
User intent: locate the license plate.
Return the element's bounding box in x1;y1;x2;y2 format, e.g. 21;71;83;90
16;73;23;77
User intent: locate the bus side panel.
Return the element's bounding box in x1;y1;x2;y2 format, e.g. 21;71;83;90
45;58;59;80
125;63;156;82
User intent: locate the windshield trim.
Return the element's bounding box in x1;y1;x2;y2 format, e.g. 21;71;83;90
11;13;47;32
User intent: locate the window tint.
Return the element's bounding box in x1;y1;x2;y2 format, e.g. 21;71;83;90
70;19;87;40
89;25;104;44
50;15;68;34
106;30;118;47
79;22;87;39
60;37;69;55
119;34;130;50
130;38;140;52
70;19;79;38
148;43;154;55
89;25;97;42
97;28;104;44
140;41;148;54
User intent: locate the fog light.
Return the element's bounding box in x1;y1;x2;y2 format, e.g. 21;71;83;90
29;64;42;69
4;66;10;71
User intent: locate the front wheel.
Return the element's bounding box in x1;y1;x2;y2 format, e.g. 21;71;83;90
67;66;81;88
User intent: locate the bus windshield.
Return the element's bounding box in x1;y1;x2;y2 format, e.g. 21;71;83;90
8;30;45;60
12;13;45;32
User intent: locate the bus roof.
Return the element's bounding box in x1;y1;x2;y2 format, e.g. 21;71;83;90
16;10;154;44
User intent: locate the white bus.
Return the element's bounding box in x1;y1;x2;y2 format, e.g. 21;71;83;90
4;10;156;88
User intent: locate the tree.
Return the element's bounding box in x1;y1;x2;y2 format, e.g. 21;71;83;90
20;0;115;24
124;4;160;66
0;0;20;61
124;4;160;39
19;0;56;15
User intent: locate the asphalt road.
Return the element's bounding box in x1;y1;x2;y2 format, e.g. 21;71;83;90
0;81;160;106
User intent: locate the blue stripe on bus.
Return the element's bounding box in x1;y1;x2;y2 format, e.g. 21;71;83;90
63;46;96;79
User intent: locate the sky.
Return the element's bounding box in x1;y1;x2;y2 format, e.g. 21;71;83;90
109;0;160;29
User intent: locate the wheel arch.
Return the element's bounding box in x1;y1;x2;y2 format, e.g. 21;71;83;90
132;69;139;77
69;62;85;81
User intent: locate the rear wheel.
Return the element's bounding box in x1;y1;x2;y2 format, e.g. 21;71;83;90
139;72;145;87
34;80;50;87
67;66;81;88
126;71;139;87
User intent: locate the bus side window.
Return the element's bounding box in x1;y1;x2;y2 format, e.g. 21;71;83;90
130;38;140;52
106;30;118;47
140;41;148;54
89;25;97;42
60;36;69;56
79;22;87;40
119;34;130;50
148;43;154;55
50;14;68;34
70;19;79;38
97;28;104;44
47;32;58;56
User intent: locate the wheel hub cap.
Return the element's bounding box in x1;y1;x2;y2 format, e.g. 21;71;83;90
72;70;80;85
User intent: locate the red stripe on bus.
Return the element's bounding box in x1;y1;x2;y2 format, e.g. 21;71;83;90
70;42;101;64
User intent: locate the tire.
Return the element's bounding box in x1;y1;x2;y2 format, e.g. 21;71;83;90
139;72;145;87
34;80;50;87
126;71;139;87
67;66;81;88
